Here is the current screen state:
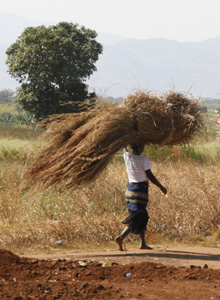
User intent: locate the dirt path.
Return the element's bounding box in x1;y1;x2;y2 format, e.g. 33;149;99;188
25;245;220;269
1;246;220;300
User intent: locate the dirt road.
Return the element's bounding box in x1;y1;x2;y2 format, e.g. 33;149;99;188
25;245;220;269
1;245;220;299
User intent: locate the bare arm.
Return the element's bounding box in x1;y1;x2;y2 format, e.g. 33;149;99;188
146;169;167;195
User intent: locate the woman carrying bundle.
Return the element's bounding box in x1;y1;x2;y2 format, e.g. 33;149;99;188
115;142;167;251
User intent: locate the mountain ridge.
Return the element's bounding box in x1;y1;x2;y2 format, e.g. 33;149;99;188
0;12;220;98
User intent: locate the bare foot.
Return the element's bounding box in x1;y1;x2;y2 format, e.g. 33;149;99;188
139;245;153;250
115;236;124;251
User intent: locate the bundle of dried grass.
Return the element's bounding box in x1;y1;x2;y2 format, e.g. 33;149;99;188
25;91;201;190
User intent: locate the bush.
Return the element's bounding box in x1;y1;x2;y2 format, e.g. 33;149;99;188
0;112;36;126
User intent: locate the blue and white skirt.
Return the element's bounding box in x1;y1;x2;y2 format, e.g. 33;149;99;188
123;182;149;234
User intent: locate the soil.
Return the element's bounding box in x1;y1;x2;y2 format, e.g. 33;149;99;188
1;245;220;300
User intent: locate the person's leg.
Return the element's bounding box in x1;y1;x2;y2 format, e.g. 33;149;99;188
115;226;132;251
139;229;153;250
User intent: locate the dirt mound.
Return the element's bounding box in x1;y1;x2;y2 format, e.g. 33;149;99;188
1;249;220;299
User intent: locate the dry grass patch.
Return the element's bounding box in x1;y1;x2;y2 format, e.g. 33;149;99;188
0;156;220;252
148;161;220;238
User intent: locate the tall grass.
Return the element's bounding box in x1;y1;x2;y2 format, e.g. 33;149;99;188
0;124;43;140
0;137;219;252
0;102;17;114
0;115;220;252
143;143;220;164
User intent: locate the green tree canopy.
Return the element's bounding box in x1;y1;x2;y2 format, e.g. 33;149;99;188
6;22;103;121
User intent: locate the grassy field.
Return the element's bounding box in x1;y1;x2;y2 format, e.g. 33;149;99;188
0;111;220;253
0;102;18;114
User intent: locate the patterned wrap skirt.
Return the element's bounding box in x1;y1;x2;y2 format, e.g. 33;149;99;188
122;182;149;234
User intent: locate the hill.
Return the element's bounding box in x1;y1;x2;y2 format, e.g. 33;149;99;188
0;12;220;99
88;37;220;98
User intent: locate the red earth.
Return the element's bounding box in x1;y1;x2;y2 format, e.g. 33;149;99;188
1;246;220;300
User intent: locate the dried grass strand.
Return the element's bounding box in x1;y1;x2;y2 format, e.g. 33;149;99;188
24;91;202;190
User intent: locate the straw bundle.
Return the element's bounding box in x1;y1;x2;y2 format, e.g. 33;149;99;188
25;91;201;190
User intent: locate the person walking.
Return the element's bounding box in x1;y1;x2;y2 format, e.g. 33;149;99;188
115;142;167;251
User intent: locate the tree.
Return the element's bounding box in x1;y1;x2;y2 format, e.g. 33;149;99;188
6;22;103;121
0;89;15;103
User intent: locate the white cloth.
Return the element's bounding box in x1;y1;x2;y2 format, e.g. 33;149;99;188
123;149;151;183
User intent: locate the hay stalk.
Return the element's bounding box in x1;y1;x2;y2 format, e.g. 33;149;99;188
25;91;202;190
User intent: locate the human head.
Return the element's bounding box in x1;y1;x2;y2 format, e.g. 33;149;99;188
130;142;145;154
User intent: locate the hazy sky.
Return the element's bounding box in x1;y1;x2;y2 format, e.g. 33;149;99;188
1;0;220;42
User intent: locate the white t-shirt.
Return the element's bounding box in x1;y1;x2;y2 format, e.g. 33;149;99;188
123;150;151;183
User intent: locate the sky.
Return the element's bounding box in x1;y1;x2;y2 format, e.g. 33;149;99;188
1;0;220;42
